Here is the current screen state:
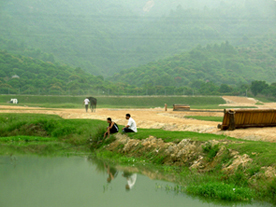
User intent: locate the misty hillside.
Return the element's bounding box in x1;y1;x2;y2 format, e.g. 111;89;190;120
1;0;276;76
111;39;276;87
0;50;107;95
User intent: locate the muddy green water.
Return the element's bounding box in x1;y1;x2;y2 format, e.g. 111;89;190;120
0;155;272;207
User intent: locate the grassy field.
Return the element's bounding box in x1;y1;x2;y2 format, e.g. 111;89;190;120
1;113;275;167
185;116;223;122
126;129;228;142
0;95;226;109
0;113;107;145
1;113;276;203
253;96;276;103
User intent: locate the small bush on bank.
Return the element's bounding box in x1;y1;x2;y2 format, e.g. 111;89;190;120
186;182;254;201
202;143;220;161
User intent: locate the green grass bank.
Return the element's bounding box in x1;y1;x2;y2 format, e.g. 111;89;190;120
0;95;226;109
185;116;223;122
0;113;276;204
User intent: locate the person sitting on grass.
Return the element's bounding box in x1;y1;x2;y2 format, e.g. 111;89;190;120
122;114;137;133
103;117;119;140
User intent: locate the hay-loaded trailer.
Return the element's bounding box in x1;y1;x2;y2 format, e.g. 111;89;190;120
173;104;190;111
218;108;276;130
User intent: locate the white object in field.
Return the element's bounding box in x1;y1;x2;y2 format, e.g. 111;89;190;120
143;0;155;12
10;99;18;104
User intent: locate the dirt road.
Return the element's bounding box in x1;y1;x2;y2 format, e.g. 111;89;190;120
1;96;276;142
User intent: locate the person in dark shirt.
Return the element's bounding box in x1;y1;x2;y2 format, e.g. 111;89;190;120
103;117;119;140
105;163;118;183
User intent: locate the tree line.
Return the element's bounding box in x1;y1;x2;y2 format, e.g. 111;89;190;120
1;48;275;99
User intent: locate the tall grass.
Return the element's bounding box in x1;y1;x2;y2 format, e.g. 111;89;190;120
186;182;253;201
0;113;107;145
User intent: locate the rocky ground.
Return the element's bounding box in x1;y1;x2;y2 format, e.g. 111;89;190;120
104;134;276;181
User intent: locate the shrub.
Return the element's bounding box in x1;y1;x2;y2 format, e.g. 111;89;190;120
186;182;254;201
202;143;220;160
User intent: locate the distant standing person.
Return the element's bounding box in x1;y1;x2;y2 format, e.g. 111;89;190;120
83;97;90;112
122;114;137;133
103;118;119;140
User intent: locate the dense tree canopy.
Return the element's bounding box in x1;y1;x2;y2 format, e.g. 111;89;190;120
111;41;276;87
0;50;110;95
0;0;275;75
0;0;276;98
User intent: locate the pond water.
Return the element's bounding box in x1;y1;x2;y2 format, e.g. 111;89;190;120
0;155;272;207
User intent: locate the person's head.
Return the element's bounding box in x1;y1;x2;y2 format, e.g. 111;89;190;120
126;114;131;120
107;117;112;123
107;177;112;183
125;184;130;191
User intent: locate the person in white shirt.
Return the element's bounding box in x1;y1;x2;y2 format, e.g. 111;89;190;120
83;97;90;112
122;171;137;191
122;114;137;133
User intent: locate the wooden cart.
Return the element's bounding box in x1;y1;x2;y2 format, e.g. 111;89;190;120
218;109;276;130
173;104;190;111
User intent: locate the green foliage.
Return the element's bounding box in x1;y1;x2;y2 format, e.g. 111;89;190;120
249;81;276;98
230;167;249;187
0;113;107;145
1;0;276;76
268;178;276;200
0;50;112;95
186;182;254;201
202;143;220;160
1;41;276;97
112;42;276;92
251;80;269;96
228;140;276;167
246;164;261;177
89;126;108;149
0;136;57;142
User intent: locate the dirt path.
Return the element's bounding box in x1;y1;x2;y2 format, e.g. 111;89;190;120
1;96;276;142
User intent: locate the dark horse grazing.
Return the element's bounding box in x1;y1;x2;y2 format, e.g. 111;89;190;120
88;97;97;112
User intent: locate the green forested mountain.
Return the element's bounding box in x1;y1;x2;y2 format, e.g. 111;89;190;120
0;0;275;75
111;40;276;87
1;46;275;97
0;37;56;63
0;50;109;95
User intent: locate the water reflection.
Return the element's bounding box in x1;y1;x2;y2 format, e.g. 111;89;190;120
122;171;137;191
86;156;272;207
91;157;138;191
0;155;273;207
0;154;17;167
105;163;118;183
10;153;17;168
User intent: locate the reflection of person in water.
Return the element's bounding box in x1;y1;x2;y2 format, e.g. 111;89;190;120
105;164;118;183
122;171;137;190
